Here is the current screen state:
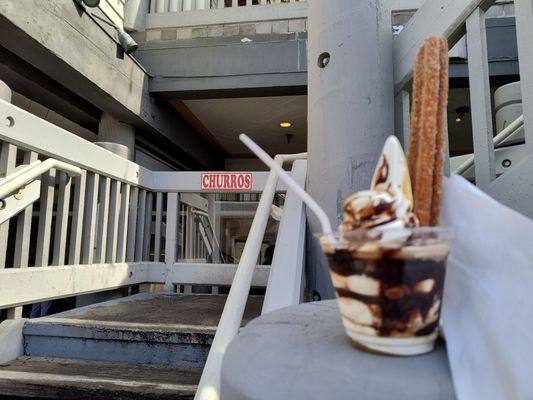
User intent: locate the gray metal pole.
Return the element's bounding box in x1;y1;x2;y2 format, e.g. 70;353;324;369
306;0;394;299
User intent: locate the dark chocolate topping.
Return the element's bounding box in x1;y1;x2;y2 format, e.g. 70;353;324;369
328;249;445;337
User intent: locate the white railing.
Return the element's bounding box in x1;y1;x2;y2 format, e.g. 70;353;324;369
144;0;307;29
454;114;524;176
100;0;126;28
141;0;429;32
0;97;305;321
149;0;306;13
0;98;150;318
393;0;533;214
0;159;82;200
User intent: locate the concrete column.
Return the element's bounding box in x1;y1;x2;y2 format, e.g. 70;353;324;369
97;113;136;161
306;1;394;299
77;113;137;307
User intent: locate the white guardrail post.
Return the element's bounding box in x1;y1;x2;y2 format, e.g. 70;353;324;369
262;159;307;314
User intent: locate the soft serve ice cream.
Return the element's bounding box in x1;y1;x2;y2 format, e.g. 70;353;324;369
340;136;418;232
323;136;450;356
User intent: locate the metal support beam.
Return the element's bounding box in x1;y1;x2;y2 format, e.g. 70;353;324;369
466;8;495;188
514;0;533;153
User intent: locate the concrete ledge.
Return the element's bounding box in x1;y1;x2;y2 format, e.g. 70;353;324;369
221;301;456;400
137;33;307;99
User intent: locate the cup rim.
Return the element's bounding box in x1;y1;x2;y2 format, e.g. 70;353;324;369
317;226;451;238
317;226;453;250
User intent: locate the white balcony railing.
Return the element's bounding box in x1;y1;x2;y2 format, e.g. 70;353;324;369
394;0;533;214
150;0;306;13
144;0;307;30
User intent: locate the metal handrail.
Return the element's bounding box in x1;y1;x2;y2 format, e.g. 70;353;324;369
192;208;226;263
454;114;524;176
0;158;82;200
195;152;307;400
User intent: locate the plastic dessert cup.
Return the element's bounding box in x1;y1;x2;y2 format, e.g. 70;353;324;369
321;227;451;356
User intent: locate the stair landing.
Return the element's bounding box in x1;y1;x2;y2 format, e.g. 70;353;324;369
23;293;263;367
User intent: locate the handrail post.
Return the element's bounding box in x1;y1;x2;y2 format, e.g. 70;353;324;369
164;193;179;291
195;155;283;400
262;159;307;314
466;7;495;188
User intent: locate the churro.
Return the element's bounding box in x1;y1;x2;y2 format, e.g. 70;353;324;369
407;36;449;226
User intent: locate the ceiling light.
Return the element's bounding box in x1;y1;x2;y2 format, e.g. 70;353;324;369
279;121;292;128
455;106;470;123
117;27;139;54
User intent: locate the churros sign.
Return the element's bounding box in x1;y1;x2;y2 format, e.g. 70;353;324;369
201;173;253;191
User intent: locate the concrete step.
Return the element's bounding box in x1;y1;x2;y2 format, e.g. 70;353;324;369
24;293;263;368
0;356;201;399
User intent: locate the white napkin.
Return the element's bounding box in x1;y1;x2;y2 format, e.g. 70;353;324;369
441;175;533;400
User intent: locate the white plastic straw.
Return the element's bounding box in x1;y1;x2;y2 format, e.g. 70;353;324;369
239;134;336;244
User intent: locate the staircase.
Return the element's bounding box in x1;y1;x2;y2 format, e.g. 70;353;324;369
0;62;307;400
0;293;263;399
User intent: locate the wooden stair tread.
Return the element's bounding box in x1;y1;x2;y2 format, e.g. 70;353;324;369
0;357;202;400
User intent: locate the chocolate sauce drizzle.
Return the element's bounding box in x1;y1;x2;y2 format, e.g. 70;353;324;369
374;155;390;186
328;249;445;337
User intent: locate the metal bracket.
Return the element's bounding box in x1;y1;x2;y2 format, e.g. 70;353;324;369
0;180;40;224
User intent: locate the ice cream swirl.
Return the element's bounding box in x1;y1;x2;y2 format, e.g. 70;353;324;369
339;136;419;232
